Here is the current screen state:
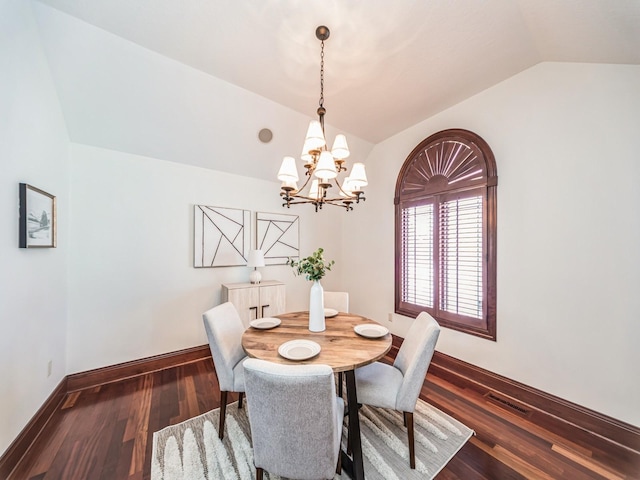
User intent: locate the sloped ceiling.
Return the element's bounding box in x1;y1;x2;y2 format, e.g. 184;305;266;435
33;0;640;180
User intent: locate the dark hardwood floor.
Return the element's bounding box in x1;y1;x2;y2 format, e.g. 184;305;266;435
8;356;637;479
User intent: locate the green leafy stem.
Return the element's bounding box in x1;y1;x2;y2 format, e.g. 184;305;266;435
288;247;335;282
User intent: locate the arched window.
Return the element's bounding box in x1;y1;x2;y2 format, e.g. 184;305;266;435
395;129;497;340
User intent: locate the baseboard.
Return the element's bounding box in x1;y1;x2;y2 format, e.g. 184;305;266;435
386;334;640;462
0;339;395;478
67;344;212;392
0;377;67;479
1;345;213;478
428;349;640;457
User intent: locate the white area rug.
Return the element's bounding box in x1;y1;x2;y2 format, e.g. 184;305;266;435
151;399;473;480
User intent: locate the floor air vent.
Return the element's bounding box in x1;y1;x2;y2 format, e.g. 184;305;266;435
485;392;532;416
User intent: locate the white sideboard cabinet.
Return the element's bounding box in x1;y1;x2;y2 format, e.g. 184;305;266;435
221;280;286;327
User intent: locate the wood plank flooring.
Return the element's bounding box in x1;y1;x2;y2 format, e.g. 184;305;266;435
8;357;638;479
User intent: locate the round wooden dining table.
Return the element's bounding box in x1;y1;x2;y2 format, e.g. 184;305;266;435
241;311;392;480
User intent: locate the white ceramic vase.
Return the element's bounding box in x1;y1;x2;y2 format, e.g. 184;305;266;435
308;279;326;332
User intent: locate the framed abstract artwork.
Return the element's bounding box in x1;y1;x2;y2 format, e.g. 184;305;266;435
194;205;250;268
256;212;299;265
19;183;57;248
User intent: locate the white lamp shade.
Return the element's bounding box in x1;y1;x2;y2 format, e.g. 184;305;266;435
331;134;350;159
304;120;326;151
277;156;299;182
301;142;314;163
247;249;265;268
349;162;368;187
309;179;321;200
340;177;354;197
314;150;338;179
281;180;298;192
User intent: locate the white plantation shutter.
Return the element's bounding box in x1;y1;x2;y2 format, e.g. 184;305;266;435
401;203;434;308
439;195;483;319
400;193;484;322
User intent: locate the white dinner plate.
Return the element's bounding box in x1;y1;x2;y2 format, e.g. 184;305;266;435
250;317;281;330
278;340;321;361
324;308;339;318
354;324;389;339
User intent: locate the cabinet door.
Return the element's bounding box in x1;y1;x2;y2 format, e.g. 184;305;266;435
227;286;260;327
259;284;286;318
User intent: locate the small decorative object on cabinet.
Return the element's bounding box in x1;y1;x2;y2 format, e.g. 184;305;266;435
247;249;265;284
221;280;285;327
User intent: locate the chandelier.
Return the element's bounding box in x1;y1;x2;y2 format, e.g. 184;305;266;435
277;26;368;212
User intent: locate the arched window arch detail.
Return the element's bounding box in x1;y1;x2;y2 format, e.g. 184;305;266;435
395;129;497;340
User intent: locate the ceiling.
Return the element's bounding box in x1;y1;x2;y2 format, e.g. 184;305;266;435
35;0;640;145
29;0;639;189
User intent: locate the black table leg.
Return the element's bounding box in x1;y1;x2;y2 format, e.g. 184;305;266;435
341;369;365;480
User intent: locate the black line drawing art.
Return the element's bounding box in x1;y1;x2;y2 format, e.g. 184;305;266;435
194;205;250;268
256;212;299;265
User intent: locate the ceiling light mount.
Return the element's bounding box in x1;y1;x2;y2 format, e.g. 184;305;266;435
277;25;368;212
315;25;330;41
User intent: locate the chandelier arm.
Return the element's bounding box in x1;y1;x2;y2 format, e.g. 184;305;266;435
297;170;314;191
283;199;320;205
283;194;354;211
321;200;353;211
332;178;352;197
293;195;324;203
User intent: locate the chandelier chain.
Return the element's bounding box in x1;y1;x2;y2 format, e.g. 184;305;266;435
319;39;325;109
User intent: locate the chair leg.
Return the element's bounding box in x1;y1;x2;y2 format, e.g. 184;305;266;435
219;391;228;440
405;411;415;469
337;372;343;398
336;448;342;474
238;391;244;409
256;467;263;480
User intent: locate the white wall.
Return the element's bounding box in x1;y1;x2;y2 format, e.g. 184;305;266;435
343;62;640;427
0;0;69;454
67;144;344;373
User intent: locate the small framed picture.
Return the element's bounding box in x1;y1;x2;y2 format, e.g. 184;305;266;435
19;183;57;248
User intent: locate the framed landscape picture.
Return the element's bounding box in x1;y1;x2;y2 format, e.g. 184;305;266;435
19;183;57;248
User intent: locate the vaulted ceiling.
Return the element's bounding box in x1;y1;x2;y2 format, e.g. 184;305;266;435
33;0;640;179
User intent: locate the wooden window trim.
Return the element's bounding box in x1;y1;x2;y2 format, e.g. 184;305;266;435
395;129;498;341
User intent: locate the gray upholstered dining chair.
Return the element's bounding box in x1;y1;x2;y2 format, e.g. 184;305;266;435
243;358;345;480
202;301;247;440
354;312;440;469
323;291;349;313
